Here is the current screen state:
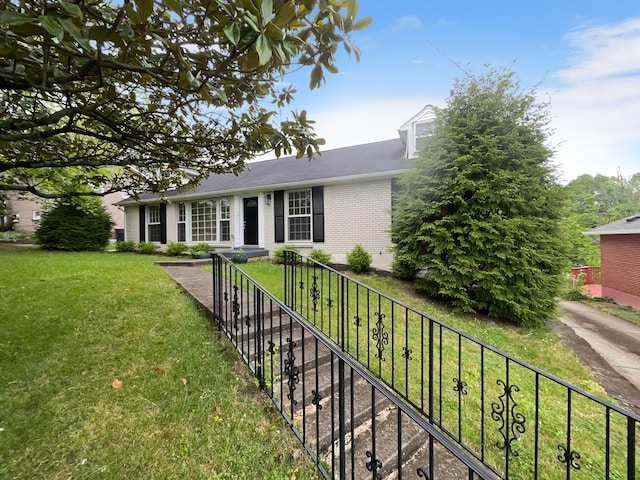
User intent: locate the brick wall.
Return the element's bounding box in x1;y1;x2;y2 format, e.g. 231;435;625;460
263;179;395;270
600;234;640;306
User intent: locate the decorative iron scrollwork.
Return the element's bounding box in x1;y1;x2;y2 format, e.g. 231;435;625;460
327;298;333;308
232;285;240;328
416;467;431;479
353;315;361;326
284;337;300;405
245;315;251;327
309;275;321;312
267;340;276;355
490;379;526;457
453;377;468;395
372;312;389;361
402;346;413;360
365;450;382;479
311;389;323;410
557;445;581;470
223;291;228;302
299;280;305;291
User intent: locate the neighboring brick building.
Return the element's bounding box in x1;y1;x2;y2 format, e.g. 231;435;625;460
586;214;640;309
117;106;436;270
6;191;125;237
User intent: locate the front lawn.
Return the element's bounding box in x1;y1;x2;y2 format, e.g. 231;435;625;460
0;245;317;479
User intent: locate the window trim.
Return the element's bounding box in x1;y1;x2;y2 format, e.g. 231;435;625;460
147;204;162;243
286;189;312;242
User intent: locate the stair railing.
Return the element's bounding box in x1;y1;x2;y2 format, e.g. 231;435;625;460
282;250;639;480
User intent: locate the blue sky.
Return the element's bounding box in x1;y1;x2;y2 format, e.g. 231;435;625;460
277;0;640;182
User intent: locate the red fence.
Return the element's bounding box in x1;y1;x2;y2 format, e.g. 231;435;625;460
571;266;602;285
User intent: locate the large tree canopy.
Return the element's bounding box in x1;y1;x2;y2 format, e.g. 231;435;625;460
0;0;370;198
392;68;566;326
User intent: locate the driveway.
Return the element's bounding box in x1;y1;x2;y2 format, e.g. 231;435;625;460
553;300;640;415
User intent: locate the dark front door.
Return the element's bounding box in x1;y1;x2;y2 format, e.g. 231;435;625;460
243;197;259;245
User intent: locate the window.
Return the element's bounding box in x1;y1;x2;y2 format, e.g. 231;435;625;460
32;211;41;221
287;189;312;241
147;205;162;242
175;199;231;243
191;200;216;242
177;203;186;242
219;199;231;242
414;120;434;152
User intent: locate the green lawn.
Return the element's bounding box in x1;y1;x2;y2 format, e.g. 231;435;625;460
0;244;318;479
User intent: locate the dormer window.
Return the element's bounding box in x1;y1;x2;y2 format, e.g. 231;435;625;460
414;120;434;153
397;105;438;159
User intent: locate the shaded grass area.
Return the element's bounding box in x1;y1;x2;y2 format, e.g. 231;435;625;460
0;245;318;479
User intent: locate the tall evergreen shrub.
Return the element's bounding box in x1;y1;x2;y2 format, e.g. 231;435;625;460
392;67;566;326
36;197;113;251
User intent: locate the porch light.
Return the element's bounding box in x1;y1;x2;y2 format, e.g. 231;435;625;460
265;193;272;205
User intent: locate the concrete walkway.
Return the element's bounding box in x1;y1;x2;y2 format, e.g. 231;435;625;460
557;300;640;412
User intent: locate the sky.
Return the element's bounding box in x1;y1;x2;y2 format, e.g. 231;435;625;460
272;0;640;183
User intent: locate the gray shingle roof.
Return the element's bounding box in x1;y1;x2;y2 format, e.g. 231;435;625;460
121;138;409;204
585;213;640;235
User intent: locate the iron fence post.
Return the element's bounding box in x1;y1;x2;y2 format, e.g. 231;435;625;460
338;357;346;479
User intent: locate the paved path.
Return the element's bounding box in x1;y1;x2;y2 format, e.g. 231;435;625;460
557;300;640;413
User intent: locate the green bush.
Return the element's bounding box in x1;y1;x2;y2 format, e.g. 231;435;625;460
308;248;332;265
271;244;299;264
166;241;188;256
114;240;136;252
189;243;213;257
137;241;157;255
346;244;372;273
0;231;34;242
35;198;113;251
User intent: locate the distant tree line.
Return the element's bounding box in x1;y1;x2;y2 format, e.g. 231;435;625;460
563;172;640;266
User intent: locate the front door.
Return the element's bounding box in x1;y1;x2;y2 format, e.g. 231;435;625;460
243;197;259;245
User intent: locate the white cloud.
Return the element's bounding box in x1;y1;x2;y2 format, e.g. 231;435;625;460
550;18;640;181
392;16;422;31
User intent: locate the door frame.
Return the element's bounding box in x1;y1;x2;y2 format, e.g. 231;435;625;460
242;196;259;246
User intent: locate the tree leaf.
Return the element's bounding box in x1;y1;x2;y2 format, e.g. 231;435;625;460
135;0;154;21
59;1;84;20
260;0;273;24
223;22;241;46
351;16;373;32
264;21;285;41
272;1;295;28
255;34;272;66
0;11;35;26
112;379;123;389
163;0;182;16
39;16;65;40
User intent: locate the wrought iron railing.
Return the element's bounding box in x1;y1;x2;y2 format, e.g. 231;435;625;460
212;253;495;479
283;251;639;480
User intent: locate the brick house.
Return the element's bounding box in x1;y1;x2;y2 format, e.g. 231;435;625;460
117;106;436;270
586;214;640;309
5;191;125;237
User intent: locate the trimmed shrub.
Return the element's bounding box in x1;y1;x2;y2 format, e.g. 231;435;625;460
114;240;136;252
189;243;213;257
346;244;372;273
137;241;157;255
166;241;188;256
35;198;113;251
309;248;332;265
272;244;299;264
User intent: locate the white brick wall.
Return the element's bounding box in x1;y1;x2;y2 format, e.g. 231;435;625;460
263;179;395;270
